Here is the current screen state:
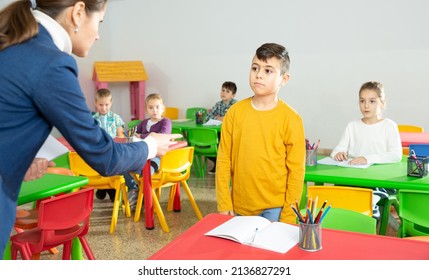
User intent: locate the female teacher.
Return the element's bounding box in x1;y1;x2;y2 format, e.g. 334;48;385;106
0;0;179;257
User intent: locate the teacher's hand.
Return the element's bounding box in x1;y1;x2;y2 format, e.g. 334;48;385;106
149;133;183;157
24;158;56;181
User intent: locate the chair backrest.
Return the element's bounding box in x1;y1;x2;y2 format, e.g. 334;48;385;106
398;124;424;133
398;189;429;237
127;119;142;130
322;208;376;234
152;147;194;188
171;127;185;140
164;107;179;120
408;144;429;157
186;128;218;156
186;107;207;121
38;188;93;231
307;185;373;216
68;152;101;177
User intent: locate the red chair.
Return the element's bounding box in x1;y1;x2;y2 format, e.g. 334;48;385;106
10;188;95;260
14;167;76;259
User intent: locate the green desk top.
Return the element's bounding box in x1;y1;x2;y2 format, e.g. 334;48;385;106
18;173;89;205
171;120;221;132
305;156;429;190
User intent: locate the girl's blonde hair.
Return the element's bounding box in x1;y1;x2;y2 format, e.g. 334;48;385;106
145;93;164;105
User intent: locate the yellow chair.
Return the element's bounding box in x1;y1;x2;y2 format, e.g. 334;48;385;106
307;185;373;217
133;147;203;232
398;124;424;155
68;152;131;234
164;107;179;120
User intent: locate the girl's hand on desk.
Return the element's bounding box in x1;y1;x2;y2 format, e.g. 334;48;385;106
24;158;55;181
334;152;348;162
349;156;368;165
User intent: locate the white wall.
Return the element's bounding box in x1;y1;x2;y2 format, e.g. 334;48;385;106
2;0;429;148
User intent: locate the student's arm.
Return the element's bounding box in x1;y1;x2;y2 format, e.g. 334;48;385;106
216;108;234;214
116;127;126;138
280;115;306;224
206;102;220;121
362;120;403;164
115;113;126;138
330;122;352;160
157;118;172;134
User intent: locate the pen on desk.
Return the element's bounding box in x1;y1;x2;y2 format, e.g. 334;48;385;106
319;204;332;223
250;228;258;244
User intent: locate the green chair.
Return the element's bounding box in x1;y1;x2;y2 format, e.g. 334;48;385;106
186;128;218;178
322;208;377;234
171;127;185;140
379;144;429;235
127;119;142;130
397;189;429;238
186;107;207;121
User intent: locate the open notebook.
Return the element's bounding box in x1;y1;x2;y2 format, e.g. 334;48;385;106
205;216;299;254
317;157;373;169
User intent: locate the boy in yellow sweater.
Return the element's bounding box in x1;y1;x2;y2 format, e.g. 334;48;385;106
216;43;305;224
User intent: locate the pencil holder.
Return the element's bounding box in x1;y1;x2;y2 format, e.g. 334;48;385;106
298;222;322;252
407;156;429;178
195;111;205;125
305;149;317;166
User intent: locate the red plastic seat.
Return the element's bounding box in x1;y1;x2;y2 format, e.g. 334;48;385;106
10;188;95;260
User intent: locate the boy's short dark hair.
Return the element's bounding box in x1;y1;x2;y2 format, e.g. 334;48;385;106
256;43;290;74
95;88;112;100
222;81;237;94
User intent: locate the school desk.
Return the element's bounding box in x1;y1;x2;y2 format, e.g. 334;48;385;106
304;156;429;235
400;132;429;147
171;120;222;134
3;173;89;260
149;213;429;260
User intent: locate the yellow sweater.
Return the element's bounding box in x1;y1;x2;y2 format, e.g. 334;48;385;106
216;97;305;224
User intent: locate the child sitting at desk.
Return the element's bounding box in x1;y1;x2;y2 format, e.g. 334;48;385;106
93;88;131;201
128;93;172;208
205;81;238;174
330;81;402;219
